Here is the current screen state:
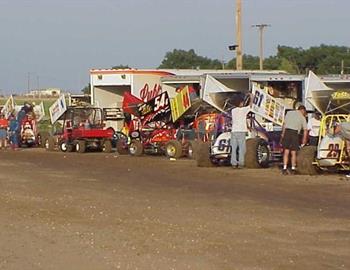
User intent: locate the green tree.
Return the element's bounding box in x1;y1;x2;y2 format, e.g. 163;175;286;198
112;65;131;69
81;83;90;95
158;49;222;69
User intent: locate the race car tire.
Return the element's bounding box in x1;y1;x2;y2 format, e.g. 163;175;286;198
76;140;86;153
38;131;49;147
187;140;199;159
102;140;113;153
196;142;213;167
116;140;129;155
245;138;270;168
297;146;318;175
129;140;143;156
165;140;183;159
46;136;56;151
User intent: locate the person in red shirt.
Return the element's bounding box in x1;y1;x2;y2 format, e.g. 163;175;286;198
0;114;9;149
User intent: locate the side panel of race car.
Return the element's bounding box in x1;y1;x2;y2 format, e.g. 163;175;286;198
317;135;344;167
211;132;231;157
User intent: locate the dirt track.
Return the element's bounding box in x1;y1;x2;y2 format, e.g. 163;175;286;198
0;149;349;270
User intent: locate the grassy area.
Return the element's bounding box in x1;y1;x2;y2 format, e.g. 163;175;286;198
0;97;56;116
0;97;57;133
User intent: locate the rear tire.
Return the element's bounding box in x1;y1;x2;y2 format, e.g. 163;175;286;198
102;140;113;153
187;140;199;159
196;142;213;167
297;146;318;175
129;140;143;156
38;132;49;147
46;136;55;151
76;140;86;153
245;138;270;168
116;140;129;155
165;140;183;159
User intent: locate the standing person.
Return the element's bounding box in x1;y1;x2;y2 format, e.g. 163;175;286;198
280;105;308;175
0;114;9;149
8;114;19;150
230;95;252;168
307;112;321;146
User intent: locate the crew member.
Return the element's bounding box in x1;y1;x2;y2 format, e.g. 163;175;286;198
307;112;321;146
0;114;8;149
230;94;252;168
280;105;308;175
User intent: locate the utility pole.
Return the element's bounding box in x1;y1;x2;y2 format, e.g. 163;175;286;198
252;24;271;70
235;0;242;70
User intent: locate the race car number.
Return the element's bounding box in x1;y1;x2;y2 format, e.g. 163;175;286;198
327;143;340;158
253;90;264;107
218;138;231;152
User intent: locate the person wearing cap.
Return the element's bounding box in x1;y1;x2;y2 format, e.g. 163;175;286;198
280;105;308;175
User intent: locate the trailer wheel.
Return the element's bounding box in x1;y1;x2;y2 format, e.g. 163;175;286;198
297;146;318;175
46;136;55;151
76;140;86;153
129;140;143;156
245;138;270;168
196;142;213;167
102;140;113;153
165;140;183;159
116;140;128;155
187;140;199;159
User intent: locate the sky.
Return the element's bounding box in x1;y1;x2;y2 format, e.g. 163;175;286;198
0;0;349;94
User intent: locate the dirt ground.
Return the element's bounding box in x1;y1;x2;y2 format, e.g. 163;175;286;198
0;149;349;270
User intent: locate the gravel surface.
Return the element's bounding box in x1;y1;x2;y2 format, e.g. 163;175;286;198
0;149;349;270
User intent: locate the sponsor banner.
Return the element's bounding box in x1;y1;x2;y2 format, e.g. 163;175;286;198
137;92;171;124
251;83;285;126
1;95;15;118
132;74;163;102
34;102;45;121
170;86;192;122
49;94;67;123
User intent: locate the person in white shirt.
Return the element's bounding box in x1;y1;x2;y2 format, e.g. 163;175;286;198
230;95;252;168
307;112;321;146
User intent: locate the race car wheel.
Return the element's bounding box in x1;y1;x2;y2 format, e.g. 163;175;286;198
165;140;183;159
38;131;49;148
76;140;86;153
196;142;214;167
116;139;129;155
245;138;270;168
297;146;318;175
187;140;199;159
129;140;143;156
46;136;55;151
102;140;113;153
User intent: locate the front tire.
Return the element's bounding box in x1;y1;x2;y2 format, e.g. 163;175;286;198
297;146;318;175
196;142;213;167
129;140;143;156
46;136;56;151
245;138;270;168
165;140;183;159
102;140;113;153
